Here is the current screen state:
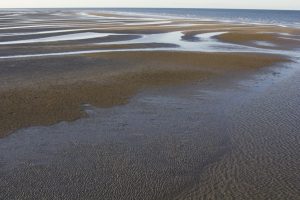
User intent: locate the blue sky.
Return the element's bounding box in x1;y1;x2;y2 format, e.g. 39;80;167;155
1;0;300;10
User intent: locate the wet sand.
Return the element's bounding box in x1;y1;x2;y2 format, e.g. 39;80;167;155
0;52;287;137
0;10;300;200
216;32;300;50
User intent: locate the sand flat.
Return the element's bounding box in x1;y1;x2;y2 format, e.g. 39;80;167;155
216;31;300;49
0;9;300;200
0;51;288;137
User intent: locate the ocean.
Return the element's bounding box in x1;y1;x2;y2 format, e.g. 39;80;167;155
96;8;300;27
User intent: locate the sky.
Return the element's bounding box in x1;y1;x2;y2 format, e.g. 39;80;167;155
0;0;300;10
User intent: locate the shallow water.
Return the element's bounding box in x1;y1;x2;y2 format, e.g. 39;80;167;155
96;8;300;28
1;30;299;60
0;9;299;60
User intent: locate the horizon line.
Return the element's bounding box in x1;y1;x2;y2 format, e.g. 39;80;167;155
0;7;299;11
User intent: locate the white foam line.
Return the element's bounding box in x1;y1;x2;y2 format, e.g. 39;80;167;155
0;17;15;20
0;47;294;60
0;28;101;37
195;32;228;40
0;32;116;45
0;24;67;30
160;23;198;27
254;41;277;47
279;37;300;42
0;49;164;60
124;21;172;26
79;12;136;20
79;12;165;22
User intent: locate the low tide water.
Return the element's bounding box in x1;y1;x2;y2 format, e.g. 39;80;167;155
97;8;300;28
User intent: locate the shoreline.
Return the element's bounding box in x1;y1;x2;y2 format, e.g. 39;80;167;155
90;9;300;29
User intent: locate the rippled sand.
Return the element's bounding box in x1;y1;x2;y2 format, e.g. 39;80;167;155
0;10;300;200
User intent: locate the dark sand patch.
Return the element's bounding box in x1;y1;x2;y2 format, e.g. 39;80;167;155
0;51;288;137
216;32;300;50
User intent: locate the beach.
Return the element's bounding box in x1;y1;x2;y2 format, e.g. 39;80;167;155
0;9;300;199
